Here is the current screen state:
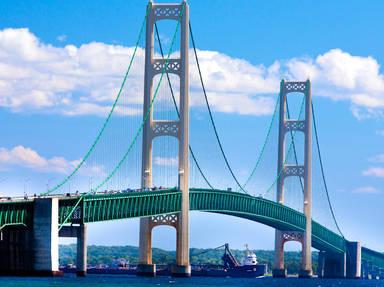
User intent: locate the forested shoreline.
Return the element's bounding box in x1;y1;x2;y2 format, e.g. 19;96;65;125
60;245;318;274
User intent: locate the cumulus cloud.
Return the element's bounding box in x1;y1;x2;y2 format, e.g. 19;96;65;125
154;156;178;167
285;49;384;118
1;28;384;118
352;186;381;194
0;28;144;117
362;167;384;178
0;145;104;175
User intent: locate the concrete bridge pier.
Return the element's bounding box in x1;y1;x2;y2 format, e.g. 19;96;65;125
59;224;88;276
317;251;325;277
317;251;346;278
365;263;374;279
361;261;371;279
318;241;361;279
360;262;366;279
378;268;384;279
172;214;191;277
137;218;156;277
0;198;62;276
346;241;361;279
76;224;87;276
0;226;33;275
32;198;61;276
137;215;191;277
272;230;287;278
369;266;382;280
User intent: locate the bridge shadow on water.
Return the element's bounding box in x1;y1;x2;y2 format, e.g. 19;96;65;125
1;275;384;287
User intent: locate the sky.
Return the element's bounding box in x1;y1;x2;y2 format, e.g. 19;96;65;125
0;0;384;254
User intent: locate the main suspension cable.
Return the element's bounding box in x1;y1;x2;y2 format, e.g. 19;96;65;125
262;96;306;197
90;3;186;193
42;6;150;196
154;23;214;189
312;101;344;237
238;94;280;192
190;22;246;193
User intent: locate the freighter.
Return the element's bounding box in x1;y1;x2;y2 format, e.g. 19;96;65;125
61;243;268;277
191;244;268;278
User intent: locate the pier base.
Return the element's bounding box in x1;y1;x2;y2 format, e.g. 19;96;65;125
76;271;86;277
298;269;312;278
136;264;156;277
272;268;287;278
318;250;346;278
171;265;191;277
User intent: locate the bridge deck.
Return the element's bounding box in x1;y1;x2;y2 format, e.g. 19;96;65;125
1;188;383;267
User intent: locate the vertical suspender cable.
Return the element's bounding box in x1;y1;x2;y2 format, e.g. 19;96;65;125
312;101;344;237
190;22;246;193
42;7;150;196
154;23;214;189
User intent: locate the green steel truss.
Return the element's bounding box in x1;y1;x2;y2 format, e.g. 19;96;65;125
0;200;33;230
1;188;384;267
361;247;384;268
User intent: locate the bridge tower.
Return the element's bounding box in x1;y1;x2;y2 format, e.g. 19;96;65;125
137;1;190;277
273;80;313;278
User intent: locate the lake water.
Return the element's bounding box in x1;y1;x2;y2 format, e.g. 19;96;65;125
1;275;384;287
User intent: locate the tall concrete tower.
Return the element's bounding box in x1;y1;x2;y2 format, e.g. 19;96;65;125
137;0;190;277
273;80;313;278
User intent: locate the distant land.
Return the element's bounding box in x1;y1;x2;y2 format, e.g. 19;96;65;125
59;245;319;274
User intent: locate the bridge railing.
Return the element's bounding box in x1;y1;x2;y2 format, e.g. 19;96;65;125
190;188;346;253
81;189;180;223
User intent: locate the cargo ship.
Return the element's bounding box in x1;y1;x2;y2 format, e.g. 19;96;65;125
61;244;267;277
191;244;268;277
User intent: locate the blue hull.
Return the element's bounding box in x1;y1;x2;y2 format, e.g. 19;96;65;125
192;264;268;278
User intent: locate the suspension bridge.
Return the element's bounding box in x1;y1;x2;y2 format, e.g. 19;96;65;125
0;0;383;279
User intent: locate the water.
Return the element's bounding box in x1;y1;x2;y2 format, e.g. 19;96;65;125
1;275;384;287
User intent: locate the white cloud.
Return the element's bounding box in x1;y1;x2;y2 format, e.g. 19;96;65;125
0;145;104;175
0;28;145;117
154;156;178;167
1;28;384;118
285;49;384;115
362;167;384;178
352;186;381;194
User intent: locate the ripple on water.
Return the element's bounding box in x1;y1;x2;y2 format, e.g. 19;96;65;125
0;275;384;287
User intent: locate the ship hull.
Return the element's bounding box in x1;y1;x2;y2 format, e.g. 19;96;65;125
61;264;268;278
192;264;267;278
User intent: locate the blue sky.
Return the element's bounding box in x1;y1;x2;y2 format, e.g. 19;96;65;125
0;0;384;253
